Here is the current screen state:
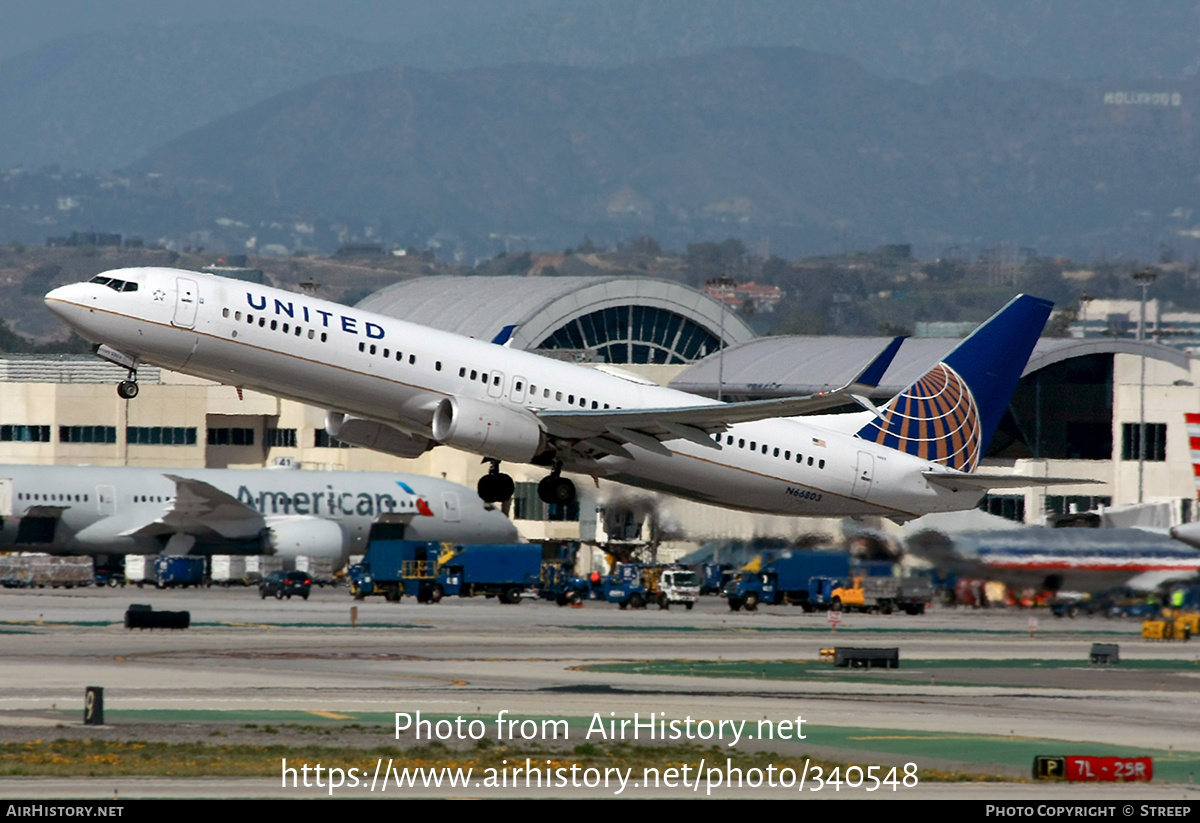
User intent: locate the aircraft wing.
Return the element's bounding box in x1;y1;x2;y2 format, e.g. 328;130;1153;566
922;471;1102;491
122;474;265;539
537;337;905;458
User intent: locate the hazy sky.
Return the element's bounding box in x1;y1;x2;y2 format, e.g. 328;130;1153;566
0;0;553;60
8;1;1200;79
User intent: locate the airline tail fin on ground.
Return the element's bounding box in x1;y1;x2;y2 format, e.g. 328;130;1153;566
857;295;1053;472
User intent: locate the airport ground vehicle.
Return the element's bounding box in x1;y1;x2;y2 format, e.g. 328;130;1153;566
1051;586;1160;619
348;541;541;604
601;564;700;610
537;563;590;606
829;576;932;615
700;563;734;595
724;551;851;611
1142;614;1194;640
0;554;94;588
259;570;312;600
295;555;336;587
93;564;125;587
152;556;205;589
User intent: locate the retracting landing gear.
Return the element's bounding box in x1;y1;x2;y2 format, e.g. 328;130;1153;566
117;370;139;399
537;462;576;505
94;344;140;399
476;459;515;503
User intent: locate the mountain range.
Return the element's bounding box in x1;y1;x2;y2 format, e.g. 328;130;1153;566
2;22;1200;259
124;47;1200;259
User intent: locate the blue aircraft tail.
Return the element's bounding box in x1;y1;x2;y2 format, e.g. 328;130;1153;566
855;295;1053;471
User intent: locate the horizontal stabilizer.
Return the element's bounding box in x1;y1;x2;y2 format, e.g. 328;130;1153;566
923;471;1102;491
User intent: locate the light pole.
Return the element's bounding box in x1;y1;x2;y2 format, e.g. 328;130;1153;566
1132;268;1157;504
706;274;734;402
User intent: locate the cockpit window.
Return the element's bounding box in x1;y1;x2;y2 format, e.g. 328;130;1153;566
88;275;138;293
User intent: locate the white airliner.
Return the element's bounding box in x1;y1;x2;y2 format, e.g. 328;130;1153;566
44;268;1082;522
0;464;518;564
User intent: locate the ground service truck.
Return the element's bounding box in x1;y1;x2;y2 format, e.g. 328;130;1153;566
724;551;851;611
349;541;541;604
602;564;700;609
830;576;932;614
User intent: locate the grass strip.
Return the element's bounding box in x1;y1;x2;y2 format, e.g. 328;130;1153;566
0;738;1002;783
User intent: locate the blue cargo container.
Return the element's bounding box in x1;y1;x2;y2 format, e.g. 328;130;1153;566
153;556;205;589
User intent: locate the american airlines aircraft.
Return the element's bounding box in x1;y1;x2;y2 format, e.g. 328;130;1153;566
903;510;1200;593
44;267;1081;522
0;464;518;564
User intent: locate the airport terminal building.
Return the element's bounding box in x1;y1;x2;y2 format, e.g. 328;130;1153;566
2;273;1197;552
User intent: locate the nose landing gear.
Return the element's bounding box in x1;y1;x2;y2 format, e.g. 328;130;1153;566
116;371;139;399
476;459;515;503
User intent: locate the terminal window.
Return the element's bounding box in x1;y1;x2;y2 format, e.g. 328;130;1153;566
128;427;198;446
59;426;117;444
265;428;298;448
979;494;1026;523
207;427;254;446
511;482;580;522
0;425;51;442
1044;495;1113;516
1121;423;1166;461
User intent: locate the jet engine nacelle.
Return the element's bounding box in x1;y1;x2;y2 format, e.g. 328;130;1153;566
325;412;433;459
263;516;347;561
431;396;544;463
1170;522;1200;550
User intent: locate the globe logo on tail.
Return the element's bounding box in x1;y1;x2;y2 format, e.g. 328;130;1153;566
860;363;982;472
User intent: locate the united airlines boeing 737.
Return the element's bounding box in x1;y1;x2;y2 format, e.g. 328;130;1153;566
45;268;1084;522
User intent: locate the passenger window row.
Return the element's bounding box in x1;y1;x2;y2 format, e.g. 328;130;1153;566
720;434;825;469
358;340;419;366
18;492;90;502
223;308;328;343
222;305;620;413
455;370;610;410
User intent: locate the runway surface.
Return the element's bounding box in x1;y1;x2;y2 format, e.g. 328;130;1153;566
2;585;1198;800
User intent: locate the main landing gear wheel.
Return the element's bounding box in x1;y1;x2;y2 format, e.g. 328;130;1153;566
117;380;139;399
476;460;514;503
537;474;576;505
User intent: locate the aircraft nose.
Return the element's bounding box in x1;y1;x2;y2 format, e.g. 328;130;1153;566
44;282;96;327
45;282;86;307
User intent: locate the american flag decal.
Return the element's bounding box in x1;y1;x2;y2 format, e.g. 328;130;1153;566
860;363;982;471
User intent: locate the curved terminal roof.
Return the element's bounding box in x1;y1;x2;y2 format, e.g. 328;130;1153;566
669;337;1191;398
356;276;755;364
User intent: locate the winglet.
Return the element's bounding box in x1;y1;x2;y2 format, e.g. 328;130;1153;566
853;336;906;389
490;324;519;346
